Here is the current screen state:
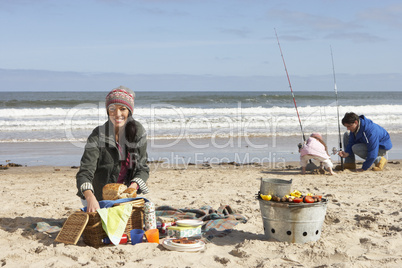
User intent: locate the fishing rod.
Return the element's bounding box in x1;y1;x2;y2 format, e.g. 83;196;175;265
330;45;344;170
274;28;306;142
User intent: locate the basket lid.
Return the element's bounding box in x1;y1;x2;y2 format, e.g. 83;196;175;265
113;198;145;207
55;211;89;245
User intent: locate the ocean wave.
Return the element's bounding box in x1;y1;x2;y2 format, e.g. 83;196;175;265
1;104;402;117
1;104;401;142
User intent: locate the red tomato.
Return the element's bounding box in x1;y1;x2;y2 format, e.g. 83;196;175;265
304;196;315;203
293;198;303;203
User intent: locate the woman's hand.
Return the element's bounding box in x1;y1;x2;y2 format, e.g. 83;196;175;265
338;151;349;158
129;182;138;189
83;190;100;212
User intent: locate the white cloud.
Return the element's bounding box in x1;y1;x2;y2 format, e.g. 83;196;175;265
219;27;252;38
325;32;385;43
268;9;361;32
267;8;389;43
358;3;402;29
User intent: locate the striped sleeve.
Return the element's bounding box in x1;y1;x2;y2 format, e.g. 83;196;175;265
80;182;94;197
131;177;149;194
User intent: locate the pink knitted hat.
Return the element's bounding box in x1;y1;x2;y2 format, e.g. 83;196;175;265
105;86;135;114
310;132;322;140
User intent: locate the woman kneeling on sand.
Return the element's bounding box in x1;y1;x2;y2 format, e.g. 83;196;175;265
76;86;150;212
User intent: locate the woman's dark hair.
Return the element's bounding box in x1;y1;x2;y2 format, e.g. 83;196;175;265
342;112;359;125
124;113;139;185
125;113;137;143
106;110;137;143
106;110;138;185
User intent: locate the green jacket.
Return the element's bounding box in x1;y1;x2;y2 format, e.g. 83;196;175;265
76;119;150;201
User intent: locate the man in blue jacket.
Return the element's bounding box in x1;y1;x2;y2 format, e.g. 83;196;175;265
338;112;392;172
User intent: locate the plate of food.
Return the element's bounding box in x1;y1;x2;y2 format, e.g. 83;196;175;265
175;219;204;227
170;237;204;247
162;238;205;252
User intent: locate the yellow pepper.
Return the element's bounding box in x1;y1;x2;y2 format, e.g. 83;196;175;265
290;190;302;198
260;194;272;201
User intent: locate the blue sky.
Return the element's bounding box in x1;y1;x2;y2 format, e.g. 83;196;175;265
0;0;401;91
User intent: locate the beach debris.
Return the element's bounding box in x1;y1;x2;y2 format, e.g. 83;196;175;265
0;163;23;169
229;248;250;258
34;222;62;233
7;163;22;167
174;167;186;171
202;163;212;169
243;162;261;166
214;256;230;265
311;168;328;175
147;160;165;164
219;161;237;166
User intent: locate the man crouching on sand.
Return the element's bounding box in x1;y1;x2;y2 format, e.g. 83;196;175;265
338;112;392;172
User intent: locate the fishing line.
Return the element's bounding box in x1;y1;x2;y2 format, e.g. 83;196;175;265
330;45;344;170
274;28;306;142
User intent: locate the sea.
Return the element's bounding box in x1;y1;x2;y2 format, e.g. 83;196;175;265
1;91;401;166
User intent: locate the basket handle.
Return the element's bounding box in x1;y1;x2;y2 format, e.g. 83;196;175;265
85;221;102;229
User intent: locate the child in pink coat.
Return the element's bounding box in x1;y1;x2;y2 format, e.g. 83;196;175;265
299;133;335;175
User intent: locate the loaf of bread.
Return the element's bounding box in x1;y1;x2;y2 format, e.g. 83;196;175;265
119;187;137;199
120;188;137;198
102;183;127;200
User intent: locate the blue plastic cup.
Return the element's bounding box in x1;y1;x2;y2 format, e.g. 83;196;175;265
130;229;144;245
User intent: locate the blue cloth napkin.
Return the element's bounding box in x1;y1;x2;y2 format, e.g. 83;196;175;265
81;197;149;212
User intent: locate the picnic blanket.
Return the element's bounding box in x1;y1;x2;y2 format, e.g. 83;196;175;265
155;205;247;239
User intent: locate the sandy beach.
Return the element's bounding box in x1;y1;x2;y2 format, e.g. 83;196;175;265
0;160;401;267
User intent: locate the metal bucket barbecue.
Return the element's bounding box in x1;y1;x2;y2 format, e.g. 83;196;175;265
259;199;327;243
260;178;292;197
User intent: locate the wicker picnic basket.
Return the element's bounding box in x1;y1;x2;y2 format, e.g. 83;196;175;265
81;199;145;248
